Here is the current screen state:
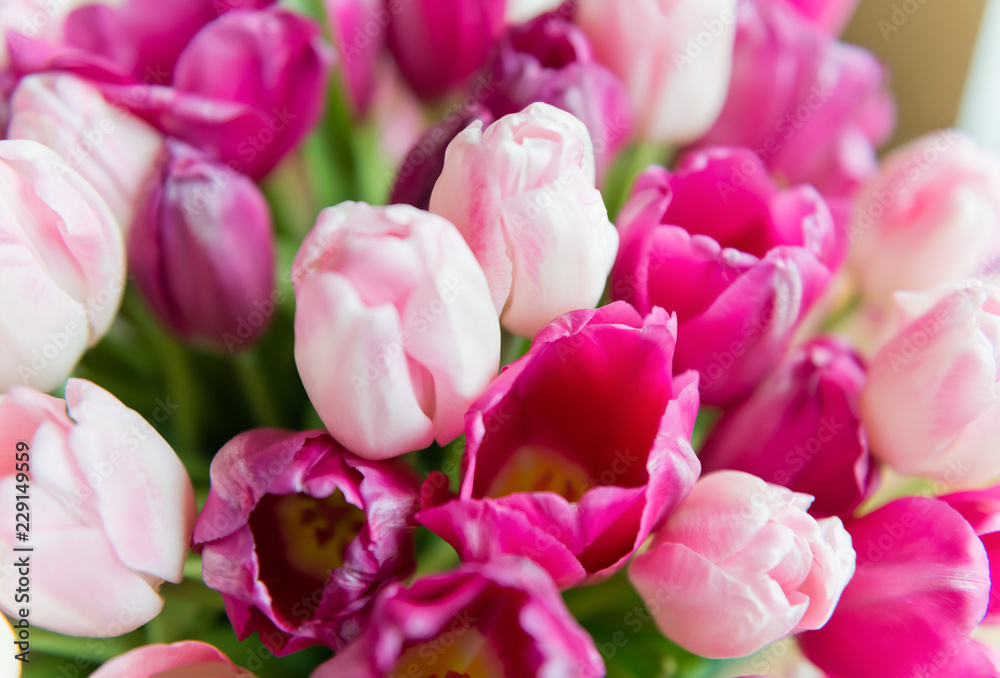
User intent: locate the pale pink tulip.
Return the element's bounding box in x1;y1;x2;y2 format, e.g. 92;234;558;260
862;282;1000;487
429;102;618;337
629;470;856;659
90;641;256;678
0;139;124;393
2;615;22;676
292;202;500;460
8;72;164;234
0;379;196;637
849;130;1000;308
575;0;737;144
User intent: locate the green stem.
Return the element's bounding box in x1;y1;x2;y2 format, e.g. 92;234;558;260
234;349;283;428
29;628;145;662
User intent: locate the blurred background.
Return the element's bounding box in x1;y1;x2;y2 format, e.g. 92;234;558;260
845;0;1000;152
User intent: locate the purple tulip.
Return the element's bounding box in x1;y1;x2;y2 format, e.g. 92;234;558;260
389;105;494;211
482;14;632;177
799;496;992;678
610;147;837;406
386;0;505;100
418;302;701;588
700;336;878;518
693;0;895;199
310;557;605;678
128;140;275;350
193;429;421;654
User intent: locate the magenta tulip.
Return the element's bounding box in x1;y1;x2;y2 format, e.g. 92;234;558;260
784;0;859;33
90;641;257;678
128;140;276;351
0;139;124;392
386;0;505;100
193;429;421;654
0;379;196;637
629;471;856;659
292;202;500;460
418;302;701;588
799;496;991;678
694;0;895;198
700;336;877;518
942;485;1000;623
310;557;605;678
610;148;837;405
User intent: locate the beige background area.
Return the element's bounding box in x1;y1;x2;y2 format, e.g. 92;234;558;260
843;0;989;149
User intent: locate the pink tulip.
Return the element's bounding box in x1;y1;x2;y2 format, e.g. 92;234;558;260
89;641;256;678
0;379;196;637
310;557;605;678
629;471;856;659
429;102;619;337
8;72;164;233
575;0;737;144
849;131;1000;309
694;0;895;199
861;282;1000;487
0;139;124;393
799;496;991;678
784;0;860;33
193;429;420;654
385;0;505;100
127;140;276;351
610;148;837;405
418;302;701;588
942;485;1000;623
482;14;633;178
292;202;500;460
325;0;382;115
700;336;877;518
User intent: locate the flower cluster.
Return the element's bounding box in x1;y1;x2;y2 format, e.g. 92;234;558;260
2;0;1000;677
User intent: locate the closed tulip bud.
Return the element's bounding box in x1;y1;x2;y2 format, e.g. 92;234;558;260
576;0;737;144
429;102;619;337
8;72;164;234
629;471;856;659
862;282;1000;488
849;131;1000;309
128;140;276;351
482;14;633;179
0;139;124;393
89;641;256;678
292;202;500;460
386;0;506;100
700;336;877;518
0;379;196;637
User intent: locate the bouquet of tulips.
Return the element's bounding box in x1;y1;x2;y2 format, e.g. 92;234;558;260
3;0;1000;676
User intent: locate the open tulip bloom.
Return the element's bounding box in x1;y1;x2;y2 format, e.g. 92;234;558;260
6;0;1000;676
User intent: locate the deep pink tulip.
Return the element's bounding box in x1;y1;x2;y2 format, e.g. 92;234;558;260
694;0;895;199
292;202;500;460
193;429;421;654
418;302;701;588
942;485;1000;623
784;0;859;33
482;14;633;178
629;471;856;659
700;336;877;518
128;140;275;351
0;379;196;637
799;496;992;678
386;0;505;100
310;557;605;678
89;641;256;678
0;139;124;392
610;148;837;405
